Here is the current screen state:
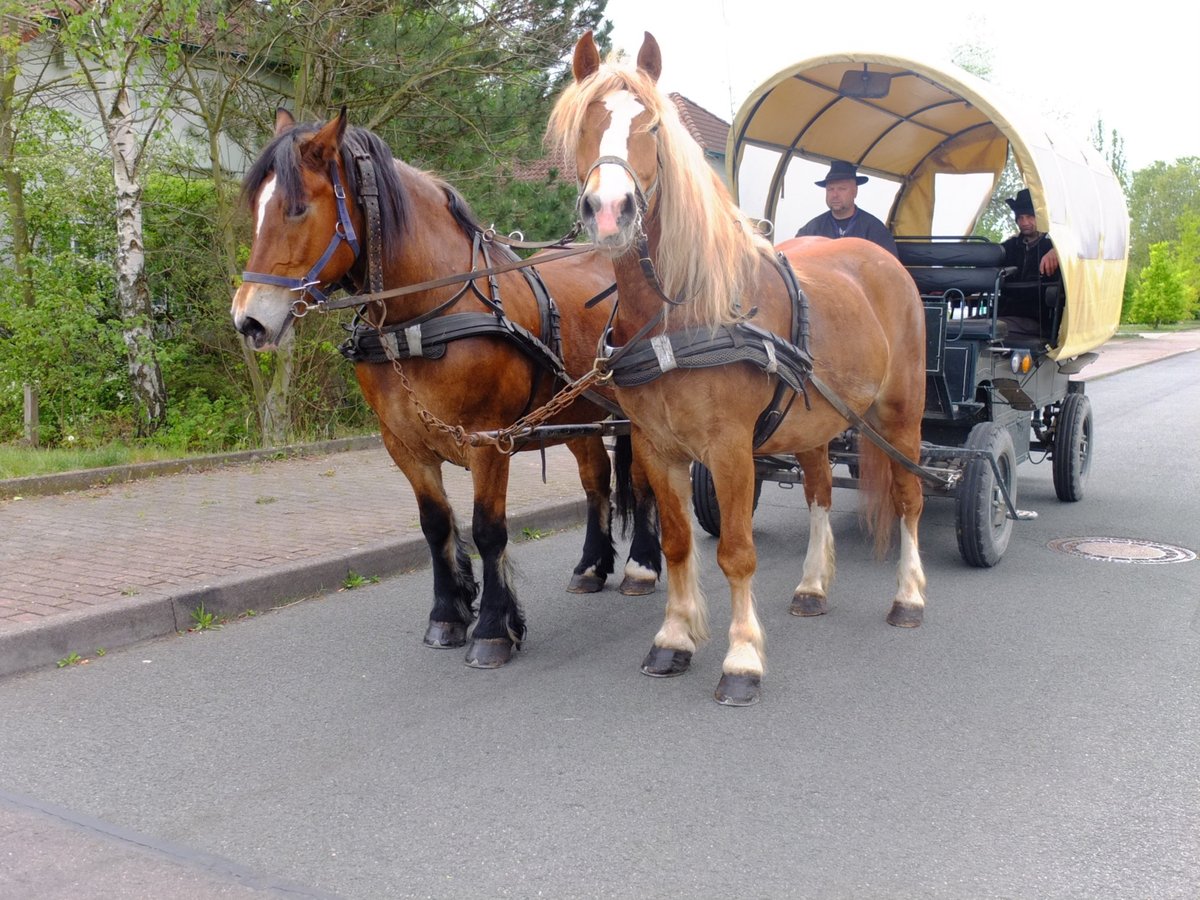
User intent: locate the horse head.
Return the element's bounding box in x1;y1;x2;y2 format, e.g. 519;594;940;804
548;32;771;328
230;108;360;350
550;31;665;255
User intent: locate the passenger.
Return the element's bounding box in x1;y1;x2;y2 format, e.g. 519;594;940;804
1002;188;1059;279
795;160;898;257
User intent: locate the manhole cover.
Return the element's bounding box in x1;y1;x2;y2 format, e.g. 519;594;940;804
1047;537;1196;564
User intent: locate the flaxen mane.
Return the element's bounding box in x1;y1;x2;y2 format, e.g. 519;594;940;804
547;59;773;327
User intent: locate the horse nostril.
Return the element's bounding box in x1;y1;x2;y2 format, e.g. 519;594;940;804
237;316;267;344
580;193;600;221
618;194;636;225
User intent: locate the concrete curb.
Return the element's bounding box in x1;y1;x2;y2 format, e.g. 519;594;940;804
0;497;586;680
0;435;383;500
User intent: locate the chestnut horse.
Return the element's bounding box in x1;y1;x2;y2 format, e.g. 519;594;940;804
546;33;928;705
231;108;660;668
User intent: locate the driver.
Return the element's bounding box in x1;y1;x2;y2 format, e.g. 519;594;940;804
795;160;898;257
1002;188;1059;279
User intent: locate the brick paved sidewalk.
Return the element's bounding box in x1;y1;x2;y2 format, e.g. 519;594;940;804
0;442;588;679
1;331;1195;680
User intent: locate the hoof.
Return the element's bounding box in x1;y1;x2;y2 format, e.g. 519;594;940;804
789;593;828;617
566;571;606;594
423;620;467;648
618;574;656;596
714;673;762;706
640;646;692;677
886;604;924;628
465;637;515;668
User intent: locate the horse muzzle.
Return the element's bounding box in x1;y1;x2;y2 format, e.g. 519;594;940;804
231;284;295;352
579;189;639;254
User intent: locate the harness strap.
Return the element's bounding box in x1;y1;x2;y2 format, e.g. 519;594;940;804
342;313;623;416
806;373;952;487
352;152;385;294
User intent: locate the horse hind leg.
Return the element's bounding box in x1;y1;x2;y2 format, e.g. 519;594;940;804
613;433;661;596
859;430;927;627
789;447;836;618
886;465;926;628
565;436;616;594
465;450;526;668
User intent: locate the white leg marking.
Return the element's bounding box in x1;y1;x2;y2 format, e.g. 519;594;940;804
623;560;658;581
895;523;927;610
794;505;835;596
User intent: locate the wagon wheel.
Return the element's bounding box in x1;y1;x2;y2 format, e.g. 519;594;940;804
1052;392;1093;502
955;422;1016;568
690;463;763;537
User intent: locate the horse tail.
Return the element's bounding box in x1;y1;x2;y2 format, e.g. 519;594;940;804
857;434;896;559
613;432;636;538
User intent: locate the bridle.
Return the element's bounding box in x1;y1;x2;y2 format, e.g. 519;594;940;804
240;160;361;316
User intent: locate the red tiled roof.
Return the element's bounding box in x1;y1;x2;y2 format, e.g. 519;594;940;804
669;93;730;156
510;94;730;183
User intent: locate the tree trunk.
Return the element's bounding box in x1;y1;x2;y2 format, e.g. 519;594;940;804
0;33;34;309
260;331;295;446
109;87;167;432
207;121;286;446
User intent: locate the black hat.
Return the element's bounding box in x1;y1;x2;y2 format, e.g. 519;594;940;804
816;160;868;187
1005;188;1035;216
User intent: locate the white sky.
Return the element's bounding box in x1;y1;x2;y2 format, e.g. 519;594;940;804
602;0;1200;174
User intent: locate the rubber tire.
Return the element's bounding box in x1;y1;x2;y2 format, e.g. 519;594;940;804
1052;392;1092;502
955;422;1017;568
690;463;762;538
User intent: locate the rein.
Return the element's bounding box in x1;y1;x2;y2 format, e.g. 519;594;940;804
290;243;596;317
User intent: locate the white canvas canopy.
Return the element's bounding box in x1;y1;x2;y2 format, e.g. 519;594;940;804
729;52;1129;359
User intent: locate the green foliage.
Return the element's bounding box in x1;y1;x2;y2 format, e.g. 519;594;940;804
1127;243;1190;328
341;570;379;590
188;602;224;631
974;155;1025;243
1127;158;1200;277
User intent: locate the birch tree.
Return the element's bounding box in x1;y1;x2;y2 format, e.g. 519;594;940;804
50;0;200;432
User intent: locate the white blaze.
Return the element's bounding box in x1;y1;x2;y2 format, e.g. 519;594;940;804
255;175;277;240
592;91;644;211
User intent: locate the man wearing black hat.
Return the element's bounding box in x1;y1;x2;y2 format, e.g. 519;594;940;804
795;160;898;257
1002;188;1059;280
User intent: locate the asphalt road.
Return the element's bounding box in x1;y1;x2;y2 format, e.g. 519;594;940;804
2;355;1198;899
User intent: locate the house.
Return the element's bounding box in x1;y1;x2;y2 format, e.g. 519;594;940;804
513;93;731;186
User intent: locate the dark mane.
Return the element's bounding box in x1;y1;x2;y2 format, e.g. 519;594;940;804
241;122;410;260
440;181;519;263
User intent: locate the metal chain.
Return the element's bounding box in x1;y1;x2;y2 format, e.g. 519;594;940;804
465;363;613;455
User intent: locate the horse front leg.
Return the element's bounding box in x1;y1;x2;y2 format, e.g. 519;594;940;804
380;430;478;649
709;447;766;707
564;436;616;594
636;435;708;679
790;446;837;618
613;432;661;596
465;449;525;668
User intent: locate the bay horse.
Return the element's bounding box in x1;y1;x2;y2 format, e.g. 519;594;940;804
546;33;928;705
231;108;661;668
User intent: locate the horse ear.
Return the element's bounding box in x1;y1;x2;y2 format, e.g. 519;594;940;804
636;32;662;82
274;107;295;136
572;31;601;82
301;109;346;165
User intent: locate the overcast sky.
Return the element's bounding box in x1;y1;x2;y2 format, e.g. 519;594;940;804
601;0;1199;173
